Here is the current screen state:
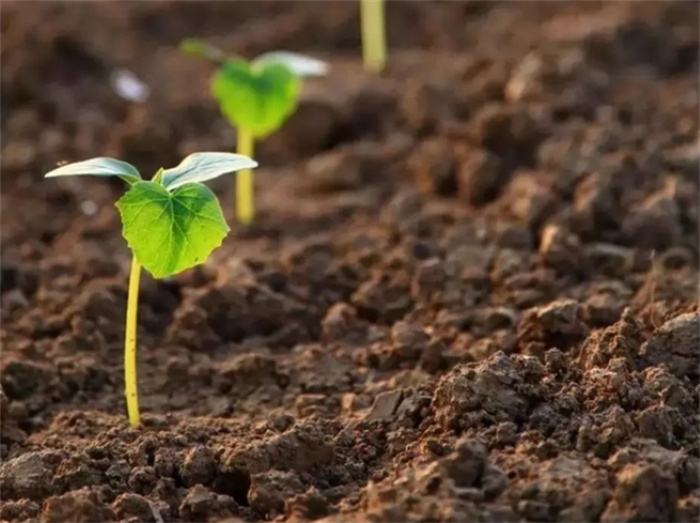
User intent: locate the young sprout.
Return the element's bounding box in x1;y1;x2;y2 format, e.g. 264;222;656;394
44;152;257;426
180;38;328;225
360;0;387;72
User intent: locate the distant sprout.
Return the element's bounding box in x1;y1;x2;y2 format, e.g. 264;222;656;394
360;0;386;72
180;38;328;225
44;152;257;426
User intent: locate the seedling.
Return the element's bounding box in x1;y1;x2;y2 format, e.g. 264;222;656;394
180;38;328;224
44;152;257;426
360;0;387;72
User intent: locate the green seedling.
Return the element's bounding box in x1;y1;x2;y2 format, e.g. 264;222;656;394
44;152;258;426
360;0;386;72
180;38;328;225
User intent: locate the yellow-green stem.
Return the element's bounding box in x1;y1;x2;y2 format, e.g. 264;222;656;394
360;0;386;72
236;127;255;224
125;256;142;427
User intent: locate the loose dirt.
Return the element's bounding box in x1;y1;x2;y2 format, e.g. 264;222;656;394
1;2;698;522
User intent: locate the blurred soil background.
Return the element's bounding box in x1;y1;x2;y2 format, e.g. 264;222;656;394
1;1;699;522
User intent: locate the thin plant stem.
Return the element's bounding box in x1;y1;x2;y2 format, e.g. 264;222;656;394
125;256;142;426
236;127;255;224
360;0;386;72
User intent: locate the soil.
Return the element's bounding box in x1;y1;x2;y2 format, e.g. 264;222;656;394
1;1;699;522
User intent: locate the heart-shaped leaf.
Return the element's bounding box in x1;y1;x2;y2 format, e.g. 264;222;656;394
161;152;258;190
212;58;300;138
116;181;229;278
45;157;141;184
254;51;328;78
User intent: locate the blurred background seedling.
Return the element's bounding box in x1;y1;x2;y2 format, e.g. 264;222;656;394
360;0;387;72
180;38;327;225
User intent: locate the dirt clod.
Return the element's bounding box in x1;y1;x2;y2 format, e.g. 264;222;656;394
0;450;65;501
112;492;157;522
41;488;113;523
641;311;699;379
179;484;237;522
601;464;679;522
456;148;504;206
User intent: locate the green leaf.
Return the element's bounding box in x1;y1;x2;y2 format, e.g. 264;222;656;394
44;157;141;184
161;152;258;191
212;58;301;138
179;37;227;63
116;181;229;278
254;51;328;78
152;168;165;185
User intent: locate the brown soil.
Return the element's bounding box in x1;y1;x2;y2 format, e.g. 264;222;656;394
1;1;699;522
